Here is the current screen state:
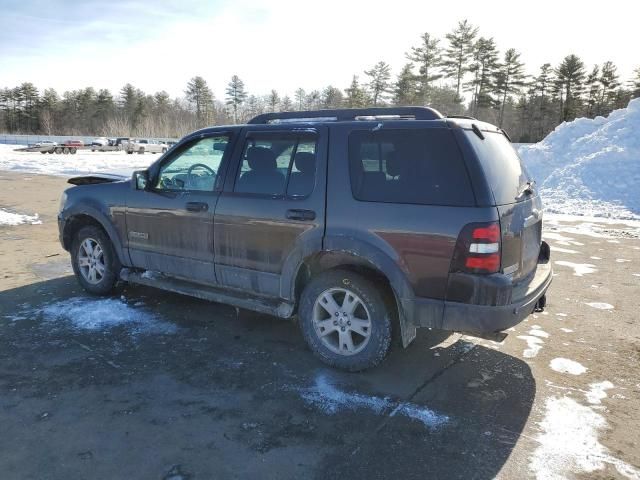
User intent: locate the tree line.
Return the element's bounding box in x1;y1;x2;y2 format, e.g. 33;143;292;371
2;19;639;142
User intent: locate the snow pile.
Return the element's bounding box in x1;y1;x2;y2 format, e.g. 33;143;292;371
549;358;587;375
0;144;154;177
0;208;41;225
519;98;640;219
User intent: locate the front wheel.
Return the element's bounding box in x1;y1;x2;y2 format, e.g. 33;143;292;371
71;226;119;295
298;269;392;371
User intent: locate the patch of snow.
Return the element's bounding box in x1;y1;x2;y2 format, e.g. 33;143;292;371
0;144;154;177
550;246;579;254
560;328;574;333
550;358;587;375
590;256;602;260
555;261;597;276
616;258;631;263
586;381;614;405
298;374;448;429
555;313;567;317
529;328;550;338
518;98;640;220
517;335;544;358
586;302;614;310
530;396;640;480
0;208;41;225
38;297;176;334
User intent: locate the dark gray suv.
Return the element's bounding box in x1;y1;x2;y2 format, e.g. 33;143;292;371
58;107;552;371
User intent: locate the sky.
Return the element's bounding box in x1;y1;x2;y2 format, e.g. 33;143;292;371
1;0;638;100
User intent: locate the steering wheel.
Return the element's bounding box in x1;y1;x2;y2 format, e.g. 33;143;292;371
187;163;216;187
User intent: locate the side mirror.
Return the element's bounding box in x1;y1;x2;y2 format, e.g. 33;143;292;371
133;170;149;190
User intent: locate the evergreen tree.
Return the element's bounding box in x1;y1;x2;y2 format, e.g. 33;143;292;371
585;65;600;117
281;95;293;111
185;76;214;127
465;37;499;116
364;61;392;106
344;75;368;108
406;32;441;103
393;64;419;106
321;86;343;109
555;54;586;121
598;61;620;115
225;75;247;123
442;19;478;100
631;67;640;98
268;89;280;112
496;48;527;127
294;88;306;110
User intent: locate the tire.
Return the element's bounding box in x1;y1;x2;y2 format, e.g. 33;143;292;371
63;147;69;154
55;147;62;154
40;151;47;154
298;269;392;371
70;147;77;154
127;150;133;155
71;225;119;295
162;148;167;153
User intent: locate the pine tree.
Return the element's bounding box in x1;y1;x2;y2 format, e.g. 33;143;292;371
465;37;499;116
344;76;368;108
186;76;214;127
393;64;419;106
321;86;343;109
496;48;527;127
598;61;620;115
555;54;586;121
442;19;478;100
294;88;306;110
406;32;441;103
585;65;600;117
364;61;392;106
268;89;280;112
225;75;247;123
631;67;640;98
306;90;321;110
281;96;293;111
531;64;555;139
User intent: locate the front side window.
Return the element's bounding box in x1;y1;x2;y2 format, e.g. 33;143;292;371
156;135;229;192
348;128;474;206
234;132;317;197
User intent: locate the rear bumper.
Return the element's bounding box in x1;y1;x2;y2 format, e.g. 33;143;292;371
440;262;552;333
403;261;552;334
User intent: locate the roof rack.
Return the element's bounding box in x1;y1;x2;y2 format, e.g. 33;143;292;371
446;115;477;120
248;107;443;124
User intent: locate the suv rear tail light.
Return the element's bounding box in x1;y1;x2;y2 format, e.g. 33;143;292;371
450;222;502;274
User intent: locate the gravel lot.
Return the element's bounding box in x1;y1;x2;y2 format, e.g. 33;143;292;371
1;171;639;479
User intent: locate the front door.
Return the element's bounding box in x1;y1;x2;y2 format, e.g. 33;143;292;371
213;127;327;298
125;133;234;284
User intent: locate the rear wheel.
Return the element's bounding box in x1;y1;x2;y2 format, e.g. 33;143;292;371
55;147;62;154
63;147;69;154
40;151;47;154
70;147;77;154
71;225;119;295
138;147;145;154
299;269;392;371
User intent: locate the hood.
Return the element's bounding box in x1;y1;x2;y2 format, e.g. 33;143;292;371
67;173;128;186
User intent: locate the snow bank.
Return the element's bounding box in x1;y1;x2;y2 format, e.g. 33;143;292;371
0;208;41;225
518;98;640;220
0;144;154;177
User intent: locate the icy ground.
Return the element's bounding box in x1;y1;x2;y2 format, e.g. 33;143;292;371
0;208;41;225
519;98;640;220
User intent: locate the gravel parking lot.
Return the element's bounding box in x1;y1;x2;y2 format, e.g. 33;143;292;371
1;171;639;479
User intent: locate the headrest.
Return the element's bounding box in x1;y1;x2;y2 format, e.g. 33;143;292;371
246;146;276;171
386;150;402;177
294;152;316;174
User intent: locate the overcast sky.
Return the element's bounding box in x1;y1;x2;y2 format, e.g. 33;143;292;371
1;0;638;99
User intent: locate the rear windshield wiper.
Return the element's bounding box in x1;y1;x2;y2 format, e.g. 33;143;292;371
517;180;536;199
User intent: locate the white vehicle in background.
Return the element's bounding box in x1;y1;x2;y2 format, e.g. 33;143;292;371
34;140;57;147
125;138;168;154
91;137;109;151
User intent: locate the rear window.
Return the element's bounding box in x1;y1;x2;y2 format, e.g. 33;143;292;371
465;131;532;205
348;128;474;206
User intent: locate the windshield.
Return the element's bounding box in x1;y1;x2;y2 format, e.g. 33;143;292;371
465;130;532;205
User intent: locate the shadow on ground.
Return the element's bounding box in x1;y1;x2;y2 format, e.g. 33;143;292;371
0;277;535;479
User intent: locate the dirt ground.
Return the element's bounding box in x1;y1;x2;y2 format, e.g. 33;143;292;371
1;170;639;480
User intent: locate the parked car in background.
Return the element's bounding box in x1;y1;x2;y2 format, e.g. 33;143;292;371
64;140;84;147
34;140;57;147
125;138;168;154
58;107;552;371
91;137;109;151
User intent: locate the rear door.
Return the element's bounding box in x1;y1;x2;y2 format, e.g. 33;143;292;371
213;126;327;298
465;130;542;281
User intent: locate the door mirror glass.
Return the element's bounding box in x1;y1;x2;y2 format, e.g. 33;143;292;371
133;170;148;190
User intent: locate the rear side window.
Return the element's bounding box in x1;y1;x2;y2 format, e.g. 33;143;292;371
348;128;474;206
465;131;532;205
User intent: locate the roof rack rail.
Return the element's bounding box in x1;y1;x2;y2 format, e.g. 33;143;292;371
446;115;477;120
248;107;443;124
